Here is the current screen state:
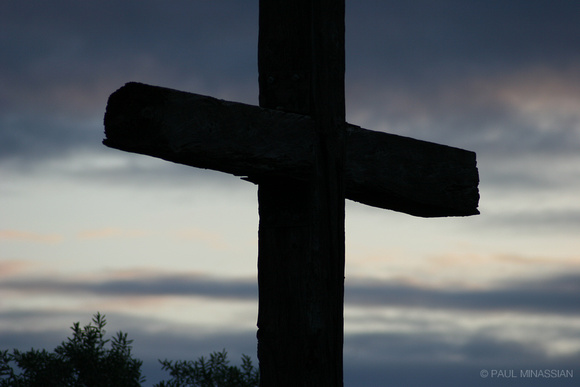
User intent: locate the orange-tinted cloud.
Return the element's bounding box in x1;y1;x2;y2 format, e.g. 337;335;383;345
77;227;150;240
0;260;34;277
0;230;63;244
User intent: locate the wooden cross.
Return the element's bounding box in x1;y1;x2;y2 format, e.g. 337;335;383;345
102;1;479;386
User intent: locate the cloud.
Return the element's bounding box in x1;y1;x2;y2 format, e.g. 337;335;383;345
173;228;229;250
347;1;580;81
77;227;151;240
0;271;258;301
0;0;259;172
0;1;258;104
0;115;103;167
481;208;580;234
0;230;63;244
1;269;578;316
75;227;231;249
344;342;579;387
3;1;579;161
348;63;580;155
2;0;579;227
0;260;37;277
345;273;580;315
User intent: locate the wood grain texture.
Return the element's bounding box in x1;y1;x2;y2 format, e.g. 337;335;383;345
104;82;479;217
256;0;346;384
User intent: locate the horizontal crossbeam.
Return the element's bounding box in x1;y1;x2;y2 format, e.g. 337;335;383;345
103;82;479;217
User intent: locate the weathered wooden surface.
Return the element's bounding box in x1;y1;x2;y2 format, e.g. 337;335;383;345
256;1;317;385
104;82;479;217
307;0;346;384
102;1;480;386
256;0;345;385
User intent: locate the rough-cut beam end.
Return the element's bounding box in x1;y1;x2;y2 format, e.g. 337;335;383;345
345;125;479;217
103;82;479;218
104;82;315;179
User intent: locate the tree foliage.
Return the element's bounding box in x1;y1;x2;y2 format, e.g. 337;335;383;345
156;349;259;387
0;313;259;387
0;312;144;386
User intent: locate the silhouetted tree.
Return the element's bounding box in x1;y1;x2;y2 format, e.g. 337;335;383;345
1;313;259;387
156;349;259;387
0;312;143;386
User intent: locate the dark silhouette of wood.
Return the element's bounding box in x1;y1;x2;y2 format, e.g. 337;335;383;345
104;83;479;217
102;1;480;386
256;1;346;386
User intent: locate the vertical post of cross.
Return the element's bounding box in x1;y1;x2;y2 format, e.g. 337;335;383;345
310;0;346;384
256;0;346;386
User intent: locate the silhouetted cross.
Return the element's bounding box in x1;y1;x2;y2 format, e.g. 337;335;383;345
103;1;479;386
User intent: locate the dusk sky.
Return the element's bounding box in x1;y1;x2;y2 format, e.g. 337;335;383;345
1;1;579;386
